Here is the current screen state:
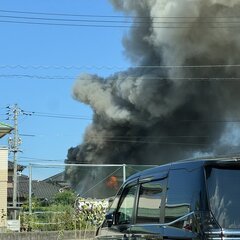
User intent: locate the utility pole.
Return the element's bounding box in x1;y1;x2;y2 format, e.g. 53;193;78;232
8;104;22;219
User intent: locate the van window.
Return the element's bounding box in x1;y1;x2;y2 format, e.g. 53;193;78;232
165;168;203;229
136;180;164;223
115;185;137;225
206;167;240;229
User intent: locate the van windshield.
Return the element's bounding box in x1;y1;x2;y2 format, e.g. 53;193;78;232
206;166;240;229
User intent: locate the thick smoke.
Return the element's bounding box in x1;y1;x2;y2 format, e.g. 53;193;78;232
66;0;240;195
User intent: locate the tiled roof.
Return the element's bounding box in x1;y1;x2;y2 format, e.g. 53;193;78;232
43;171;70;188
8;175;61;200
8;187;27;198
32;181;61;199
43;172;66;182
8;161;26;171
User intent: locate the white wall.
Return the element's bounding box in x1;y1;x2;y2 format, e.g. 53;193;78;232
0;147;8;230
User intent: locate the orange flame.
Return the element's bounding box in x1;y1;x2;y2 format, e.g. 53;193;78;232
106;176;118;189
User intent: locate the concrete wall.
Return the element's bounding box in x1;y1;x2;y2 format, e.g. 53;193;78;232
0;147;8;231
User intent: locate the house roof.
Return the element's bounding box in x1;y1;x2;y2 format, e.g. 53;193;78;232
8;175;62;200
0;122;13;138
31;181;61;199
8;161;26;171
43;172;66;182
43;171;71;188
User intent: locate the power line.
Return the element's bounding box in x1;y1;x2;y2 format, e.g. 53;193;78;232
5;108;240;123
5;109;92;120
29;111;92;120
0;12;239;29
103;139;209;146
2;74;240;81
1;64;240;69
20;156;65;162
32;114;91;120
5;106;240;124
0;9;132;19
2;19;240;28
1;9;240;19
18;132;210;139
1;9;240;28
0;74;75;79
0;14;134;24
19;133;80;138
0;64;124;69
0;19;135;28
94;135;210;138
1;14;240;25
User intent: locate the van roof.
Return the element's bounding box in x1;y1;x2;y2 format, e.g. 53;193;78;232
126;155;240;183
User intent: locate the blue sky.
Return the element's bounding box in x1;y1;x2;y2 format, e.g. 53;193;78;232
0;0;130;179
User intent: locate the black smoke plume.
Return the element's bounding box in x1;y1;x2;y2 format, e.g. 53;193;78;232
65;0;240;196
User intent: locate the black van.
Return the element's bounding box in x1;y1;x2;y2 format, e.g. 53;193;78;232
96;157;240;239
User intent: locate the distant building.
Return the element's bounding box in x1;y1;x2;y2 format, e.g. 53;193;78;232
7;163;63;207
43;171;71;190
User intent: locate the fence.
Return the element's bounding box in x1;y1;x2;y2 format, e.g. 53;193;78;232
6;163;156;235
27;163;157;212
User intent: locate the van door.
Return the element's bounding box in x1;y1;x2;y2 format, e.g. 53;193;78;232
97;177;169;240
128;178;167;240
97;183;138;240
163;167;205;239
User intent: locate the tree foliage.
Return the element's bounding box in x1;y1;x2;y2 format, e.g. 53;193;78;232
20;190;109;232
53;190;77;206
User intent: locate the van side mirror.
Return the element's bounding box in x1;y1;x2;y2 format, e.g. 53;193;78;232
105;211;115;227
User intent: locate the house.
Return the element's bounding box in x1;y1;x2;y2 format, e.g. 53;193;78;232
6;162;64;231
43;171;71;190
0;122;13;231
0;147;8;231
7;164;63;207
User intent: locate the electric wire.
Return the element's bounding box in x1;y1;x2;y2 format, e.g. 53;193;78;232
103;139;209;146
1;8;240;28
0;9;134;18
2;74;240;81
1;9;240;19
1;14;240;25
20;156;65;162
31;114;92;120
0;19;135;28
0;74;75;80
18;133;210;139
0;14;134;23
24;111;92;120
4;109;240;123
1;19;240;28
2;64;240;69
0;64;124;70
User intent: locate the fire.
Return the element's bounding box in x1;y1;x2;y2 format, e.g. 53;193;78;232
106;176;118;189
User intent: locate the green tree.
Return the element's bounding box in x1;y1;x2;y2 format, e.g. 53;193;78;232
53;190;77;206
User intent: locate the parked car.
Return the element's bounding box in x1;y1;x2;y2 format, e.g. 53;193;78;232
96;157;240;239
